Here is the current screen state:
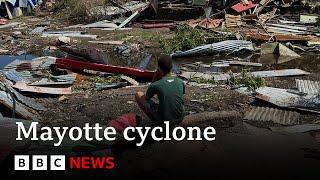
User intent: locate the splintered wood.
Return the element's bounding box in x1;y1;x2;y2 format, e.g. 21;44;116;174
225;14;242;28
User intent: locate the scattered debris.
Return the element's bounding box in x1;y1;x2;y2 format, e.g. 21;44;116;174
261;42;301;64
225;14;242;28
180;69;310;81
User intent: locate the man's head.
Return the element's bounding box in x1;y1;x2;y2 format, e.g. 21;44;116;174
157;54;173;75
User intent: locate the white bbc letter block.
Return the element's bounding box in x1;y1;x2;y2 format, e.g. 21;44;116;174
32;155;47;170
14;155;29;170
50;155;65;170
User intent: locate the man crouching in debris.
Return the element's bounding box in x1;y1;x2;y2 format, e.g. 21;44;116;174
135;55;185;126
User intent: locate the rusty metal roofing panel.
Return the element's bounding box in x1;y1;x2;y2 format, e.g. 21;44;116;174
244;106;300;125
13;81;72;95
296;79;320;95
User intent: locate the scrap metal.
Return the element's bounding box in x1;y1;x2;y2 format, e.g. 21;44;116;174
256;87;320;113
0;91;36;120
245;32;310;42
180;69;310;81
172;40;254;57
296;79;320;95
0;78;46;111
13;81;72;95
244;106;300;125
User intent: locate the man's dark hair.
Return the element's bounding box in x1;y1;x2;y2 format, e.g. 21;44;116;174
158;55;173;74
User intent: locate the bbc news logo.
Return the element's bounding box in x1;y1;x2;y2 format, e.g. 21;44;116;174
14;155;115;171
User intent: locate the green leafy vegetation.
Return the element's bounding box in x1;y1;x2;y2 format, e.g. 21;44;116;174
156;25;237;54
53;0;105;22
90;75;122;84
158;25;207;53
191;77;216;84
228;69;266;91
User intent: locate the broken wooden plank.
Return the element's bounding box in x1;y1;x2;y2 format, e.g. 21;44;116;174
13;81;72;95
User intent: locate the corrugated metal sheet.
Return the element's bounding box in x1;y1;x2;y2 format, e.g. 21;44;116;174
255;87;320;114
296;79;320;95
2;70;26;83
255;87;300;107
2;56;56;71
172;40;254;57
244;106;300;125
179;69;310;81
1;80;47;111
81;20;118;28
30;27;47;35
28;73;77;86
0;91;36;120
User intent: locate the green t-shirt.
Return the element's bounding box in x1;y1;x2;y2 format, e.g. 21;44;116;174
146;75;185;124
